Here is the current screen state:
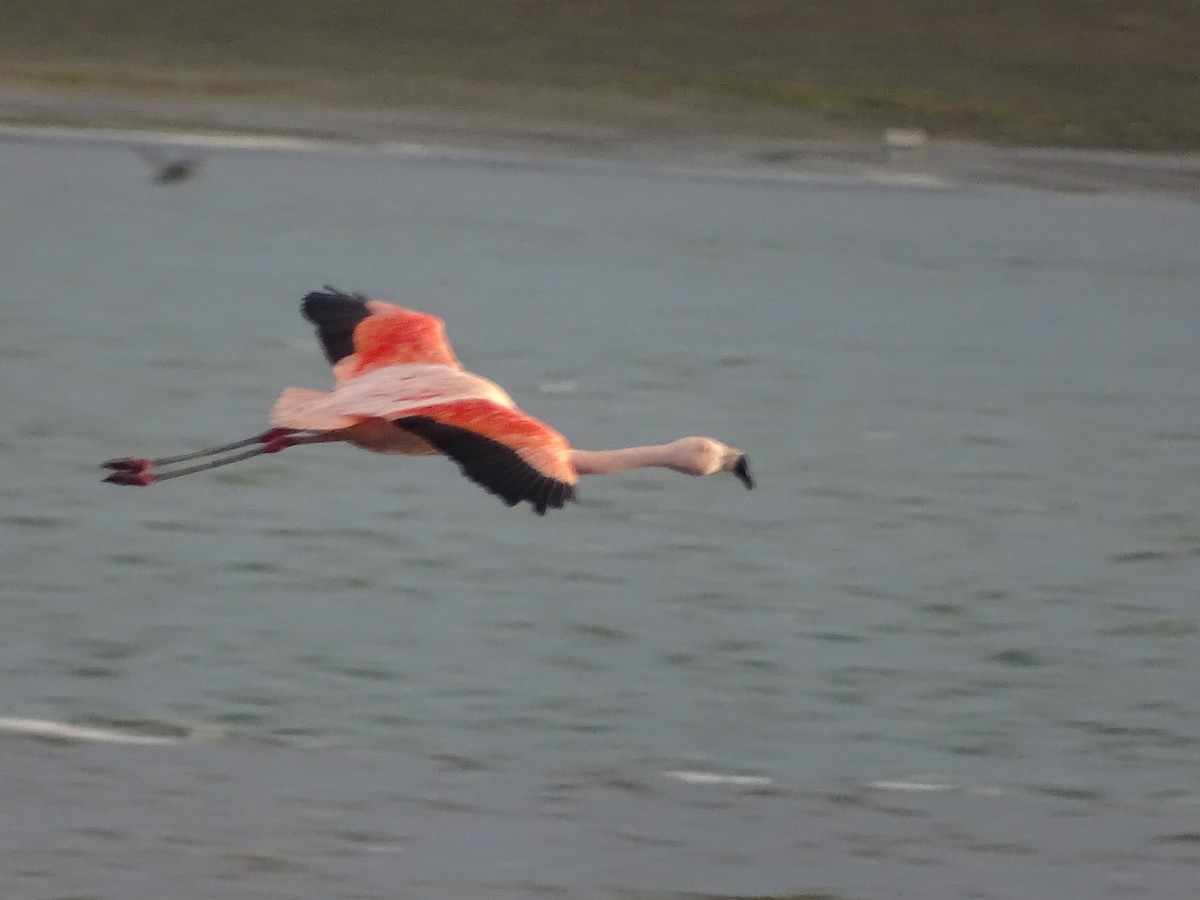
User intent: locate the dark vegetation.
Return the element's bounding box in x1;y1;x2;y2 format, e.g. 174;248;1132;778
1;1;1196;148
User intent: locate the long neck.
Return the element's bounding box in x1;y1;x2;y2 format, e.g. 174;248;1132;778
570;443;679;476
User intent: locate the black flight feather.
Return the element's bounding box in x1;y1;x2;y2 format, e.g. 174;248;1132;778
301;286;372;365
394;416;576;515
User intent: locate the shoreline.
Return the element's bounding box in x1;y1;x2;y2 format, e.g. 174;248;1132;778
3;84;1199;200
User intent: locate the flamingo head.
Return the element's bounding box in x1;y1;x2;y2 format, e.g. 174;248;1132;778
673;437;754;489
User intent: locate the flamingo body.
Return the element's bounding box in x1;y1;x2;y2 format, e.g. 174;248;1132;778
277;290;577;513
103;288;752;515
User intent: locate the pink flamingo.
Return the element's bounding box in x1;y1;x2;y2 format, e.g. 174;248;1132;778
104;288;753;515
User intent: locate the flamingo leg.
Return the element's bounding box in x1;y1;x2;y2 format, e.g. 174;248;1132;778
102;427;302;472
102;429;328;486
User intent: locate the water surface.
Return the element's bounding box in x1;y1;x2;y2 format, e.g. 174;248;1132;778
1;135;1198;898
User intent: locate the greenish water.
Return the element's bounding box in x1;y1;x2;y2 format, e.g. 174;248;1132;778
0;133;1198;899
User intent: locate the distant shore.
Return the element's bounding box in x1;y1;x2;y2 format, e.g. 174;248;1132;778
2;82;1198;200
1;0;1197;151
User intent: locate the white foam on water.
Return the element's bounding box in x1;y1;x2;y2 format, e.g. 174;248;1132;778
0;717;180;746
661;769;774;787
867;778;956;793
867;776;1005;797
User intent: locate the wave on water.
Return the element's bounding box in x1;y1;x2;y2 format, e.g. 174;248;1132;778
867;775;1005;796
0;716;189;746
659;770;1008;796
660;769;774;788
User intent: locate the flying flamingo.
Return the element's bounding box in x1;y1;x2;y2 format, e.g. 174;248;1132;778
103;288;754;515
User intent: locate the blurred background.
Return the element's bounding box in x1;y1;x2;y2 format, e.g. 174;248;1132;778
1;4;1199;900
0;0;1199;148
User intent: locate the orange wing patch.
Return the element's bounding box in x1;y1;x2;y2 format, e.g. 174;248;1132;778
302;289;461;382
399;399;576;486
334;301;459;382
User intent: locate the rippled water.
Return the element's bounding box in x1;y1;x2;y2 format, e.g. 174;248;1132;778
1;133;1199;899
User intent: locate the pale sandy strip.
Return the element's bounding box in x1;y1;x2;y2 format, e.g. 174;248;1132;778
0;122;956;189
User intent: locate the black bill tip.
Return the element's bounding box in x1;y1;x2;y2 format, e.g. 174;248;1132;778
732;455;754;490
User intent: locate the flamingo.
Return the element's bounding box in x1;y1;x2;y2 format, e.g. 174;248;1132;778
103;288;754;515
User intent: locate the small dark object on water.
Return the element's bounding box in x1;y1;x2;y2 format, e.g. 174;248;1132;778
136;147;201;185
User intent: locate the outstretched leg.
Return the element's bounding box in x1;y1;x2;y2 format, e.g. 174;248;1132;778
103;427;299;471
102;428;331;485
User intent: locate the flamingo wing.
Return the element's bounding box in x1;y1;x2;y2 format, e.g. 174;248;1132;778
302;287;460;381
395;400;577;516
271;365;576;515
273;364;516;431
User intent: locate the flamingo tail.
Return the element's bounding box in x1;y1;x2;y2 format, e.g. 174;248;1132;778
271;387;358;431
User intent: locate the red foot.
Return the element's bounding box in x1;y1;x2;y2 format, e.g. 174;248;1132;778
102;457;151;472
104;470;157;486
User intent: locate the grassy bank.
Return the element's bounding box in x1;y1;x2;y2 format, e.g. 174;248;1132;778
1;1;1197;149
